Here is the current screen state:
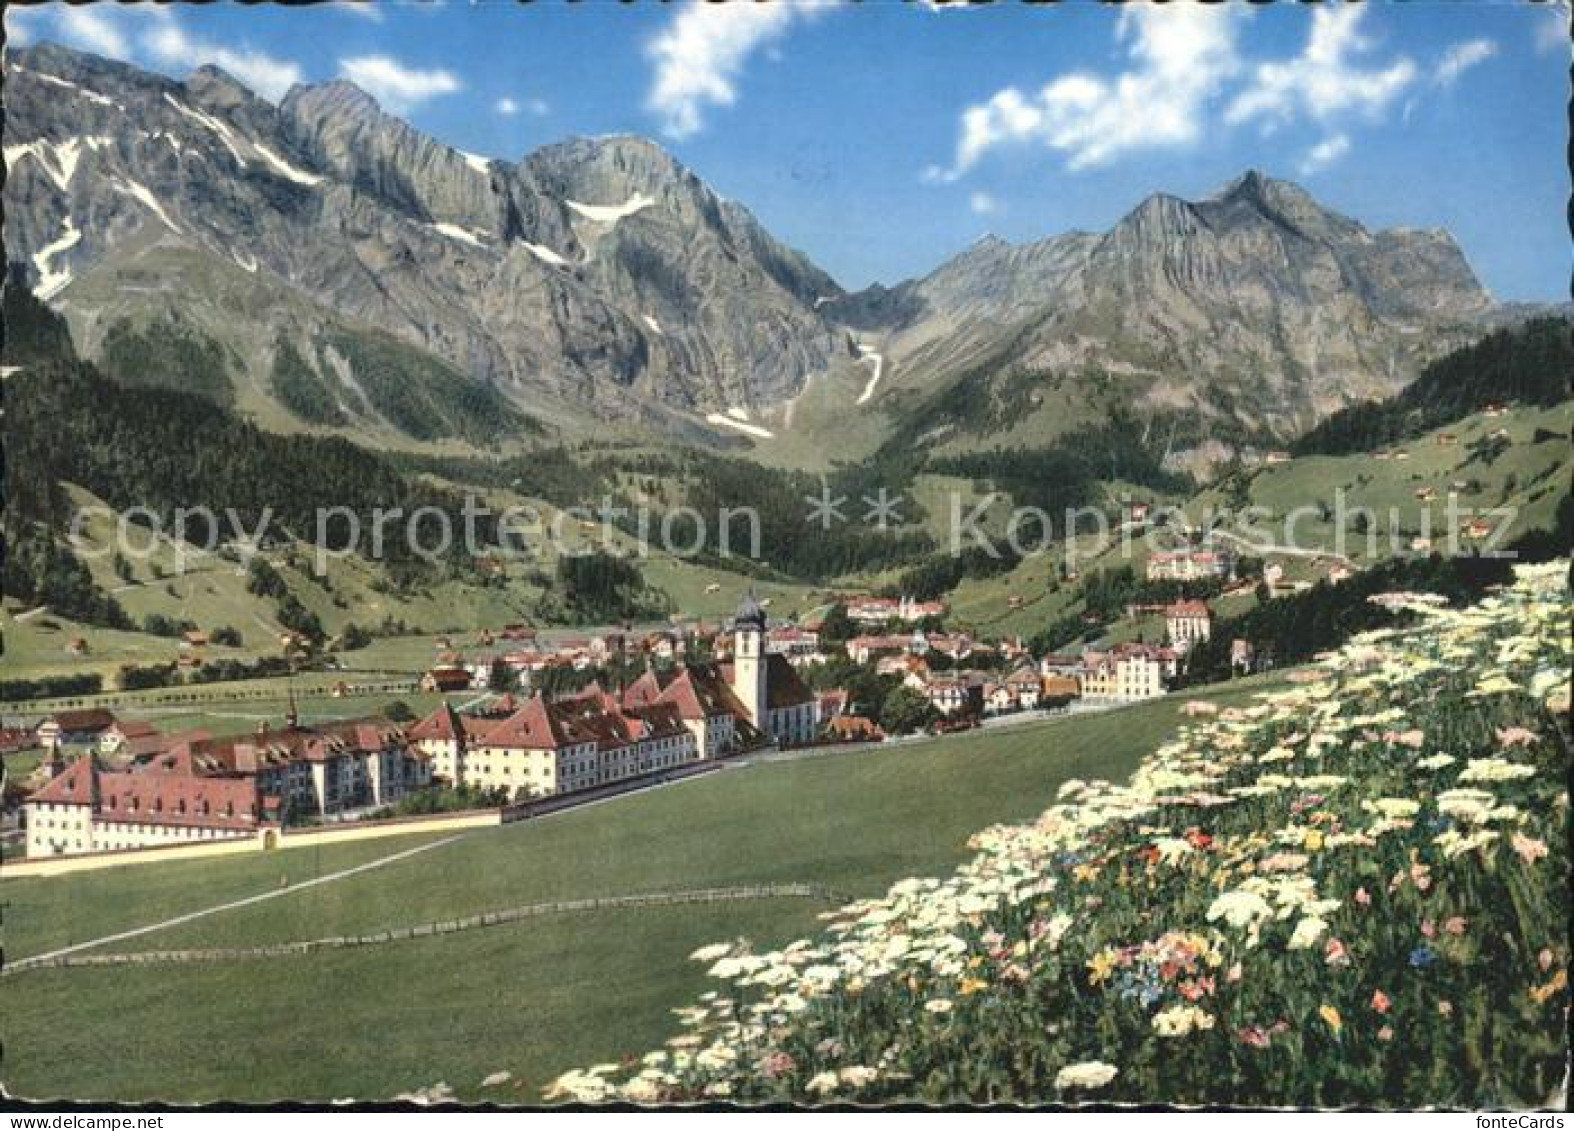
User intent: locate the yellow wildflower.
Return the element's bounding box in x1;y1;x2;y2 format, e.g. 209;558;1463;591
1319;1005;1343;1034
1087;948;1120;986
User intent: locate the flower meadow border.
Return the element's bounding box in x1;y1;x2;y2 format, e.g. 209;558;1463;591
549;562;1571;1108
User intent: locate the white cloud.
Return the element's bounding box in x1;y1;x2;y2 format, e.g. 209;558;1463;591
932;4;1242;180
496;95;549;117
1298;133;1350;176
4;4;46;46
1226;6;1417;133
1535;3;1569;54
57;6;131;59
969;191;999;215
1436;38;1497;87
333;1;386;21
143;12;304;101
338;54;461;112
645;0;827;139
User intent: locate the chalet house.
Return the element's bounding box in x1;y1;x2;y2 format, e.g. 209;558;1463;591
1040;675;1081;707
1164;600;1213;654
1039;654;1083;679
766;625;821;658
1006;665;1044;709
984;682;1017;714
1264;451;1292;465
1126;501;1152;524
846;634;911;664
37;709;117;753
99;719;165;761
1231;639;1257;674
1080;645;1176;703
421;666;473;694
927;673;985;717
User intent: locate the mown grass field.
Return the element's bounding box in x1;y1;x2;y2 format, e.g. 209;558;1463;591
0;679;1280;1103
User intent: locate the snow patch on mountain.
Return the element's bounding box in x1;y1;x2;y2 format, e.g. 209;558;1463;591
461;151;491;175
162;94;248;168
565;193;655;225
3;136;113;192
854;343;884;405
110;176;182;234
705;412;774;439
33;218;82;300
521;241;571;268
430;222;489;249
252;141;323;187
643;314;665;336
14;66;119;108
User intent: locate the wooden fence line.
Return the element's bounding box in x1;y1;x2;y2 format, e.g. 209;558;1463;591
4;883;849;975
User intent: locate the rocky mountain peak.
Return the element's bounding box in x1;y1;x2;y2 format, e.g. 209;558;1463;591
185;65;259;111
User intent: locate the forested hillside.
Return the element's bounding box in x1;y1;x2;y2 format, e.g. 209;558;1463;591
1293;318;1573;457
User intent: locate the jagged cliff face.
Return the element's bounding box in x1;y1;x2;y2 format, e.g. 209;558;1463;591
2;43;843;437
838;171;1493;442
3;42;1503;456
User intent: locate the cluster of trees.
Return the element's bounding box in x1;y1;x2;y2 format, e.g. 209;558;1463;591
1293;318;1573;457
370;784;510;819
317;328;533;446
554;552;672;624
3;283;507;577
1079;565;1225;621
269;336;349;427
277;594;326;645
100;314;237;407
653;451;934;582
116;655;295;691
1184;553;1516;684
1;528;131;628
887;546;1020;602
803;656;936;736
142;613;199;639
0;673;104;703
245;558;290;598
928;411;1194;524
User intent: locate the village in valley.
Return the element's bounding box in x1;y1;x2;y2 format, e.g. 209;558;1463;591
11;532;1269;865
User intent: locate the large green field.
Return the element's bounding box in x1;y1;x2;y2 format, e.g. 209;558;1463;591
0;679;1279;1103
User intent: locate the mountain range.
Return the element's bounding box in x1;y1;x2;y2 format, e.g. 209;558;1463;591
0;42;1538;464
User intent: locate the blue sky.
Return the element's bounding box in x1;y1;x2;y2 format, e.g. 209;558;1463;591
7;0;1569;300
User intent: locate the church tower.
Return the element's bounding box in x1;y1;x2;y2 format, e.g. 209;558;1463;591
729;588;767;727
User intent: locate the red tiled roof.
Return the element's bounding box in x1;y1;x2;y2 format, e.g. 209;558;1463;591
408;702;464;742
478;695;572;749
30;756;98;805
45;708;116;734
